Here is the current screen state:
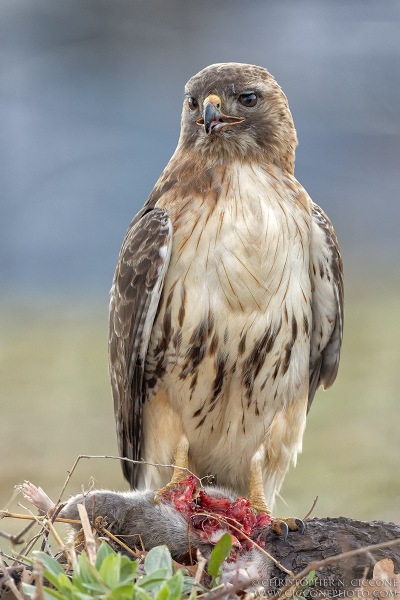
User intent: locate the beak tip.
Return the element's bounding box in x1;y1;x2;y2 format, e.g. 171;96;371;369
198;97;244;135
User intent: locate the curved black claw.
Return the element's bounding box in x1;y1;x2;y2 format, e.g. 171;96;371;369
281;521;289;540
295;518;306;534
272;519;289;539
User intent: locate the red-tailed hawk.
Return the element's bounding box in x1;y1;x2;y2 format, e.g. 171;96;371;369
109;63;343;530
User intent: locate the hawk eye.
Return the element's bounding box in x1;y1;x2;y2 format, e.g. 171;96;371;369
187;96;199;110
238;92;258;107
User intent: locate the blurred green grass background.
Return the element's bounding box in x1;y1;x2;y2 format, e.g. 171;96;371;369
1;279;400;542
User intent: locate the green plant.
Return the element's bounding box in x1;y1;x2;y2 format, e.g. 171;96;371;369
206;533;232;587
21;536;235;599
22;543;186;600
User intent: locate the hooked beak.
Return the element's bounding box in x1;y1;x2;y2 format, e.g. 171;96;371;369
196;94;244;136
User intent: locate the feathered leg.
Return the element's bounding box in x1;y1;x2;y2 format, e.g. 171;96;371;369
248;445;305;538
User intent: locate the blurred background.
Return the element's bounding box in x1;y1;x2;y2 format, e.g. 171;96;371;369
1;0;400;539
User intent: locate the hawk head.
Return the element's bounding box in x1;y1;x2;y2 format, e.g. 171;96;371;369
179;63;298;173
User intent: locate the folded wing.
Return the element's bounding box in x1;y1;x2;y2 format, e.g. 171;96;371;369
109;208;173;487
309;203;344;410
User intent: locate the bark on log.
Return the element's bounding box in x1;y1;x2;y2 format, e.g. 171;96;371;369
265;517;400;596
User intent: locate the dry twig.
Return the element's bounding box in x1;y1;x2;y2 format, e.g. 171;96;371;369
303;495;319;521
100;526;141;558
77;504;97;565
194;550;207;586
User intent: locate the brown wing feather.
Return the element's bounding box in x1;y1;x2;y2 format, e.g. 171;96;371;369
109;208;172;487
308;203;344;410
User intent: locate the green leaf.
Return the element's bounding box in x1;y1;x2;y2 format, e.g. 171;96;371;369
95;541;116;569
144;545;173;578
98;551;139;589
181;576;206;596
131;586;153;600
80;581;107;594
166;570;184;598
295;570;317;600
21;583;35;599
207;533;232;581
119;554;138;583
32;551;65;587
304;570;316;586
77;551;107;593
106;583;137;599
156;570;184;600
22;583;66;600
70;572;89;594
99;552;121;589
56;572;75;591
138;568;169;591
155;585;170;600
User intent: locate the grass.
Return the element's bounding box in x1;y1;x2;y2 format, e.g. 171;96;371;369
278;281;400;522
1;280;399;544
0;300;127;533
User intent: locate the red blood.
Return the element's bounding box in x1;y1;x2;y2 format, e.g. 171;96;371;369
159;476;272;554
198;490;232;511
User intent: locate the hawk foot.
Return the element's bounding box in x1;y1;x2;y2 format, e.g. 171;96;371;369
272;517;305;539
248;499;304;539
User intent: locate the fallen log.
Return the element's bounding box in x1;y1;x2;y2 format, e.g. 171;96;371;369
265;517;400;596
